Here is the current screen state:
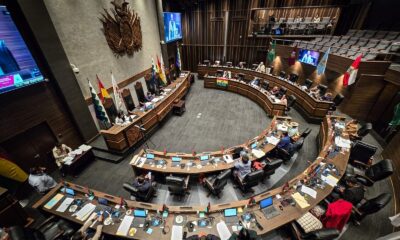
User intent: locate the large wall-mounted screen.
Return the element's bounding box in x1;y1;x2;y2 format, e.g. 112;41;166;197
298;49;320;66
0;5;44;94
163;12;182;43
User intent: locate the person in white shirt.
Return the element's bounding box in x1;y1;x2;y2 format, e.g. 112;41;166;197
313;15;321;23
28;167;57;193
288;122;299;138
250;77;260;87
52;142;72;177
295;15;303;23
255;62;266;73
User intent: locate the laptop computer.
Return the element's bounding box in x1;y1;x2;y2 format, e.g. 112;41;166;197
146;153;155;159
132;209;147;227
224;208;238;224
171;156;182;167
260;197;280;219
250;142;258;149
200;155;209;166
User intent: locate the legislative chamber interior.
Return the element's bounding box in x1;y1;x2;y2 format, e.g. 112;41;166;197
1;0;400;239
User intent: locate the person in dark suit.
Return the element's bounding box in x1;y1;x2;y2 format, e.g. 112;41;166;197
0;40;20;74
133;176;151;195
277;132;292;151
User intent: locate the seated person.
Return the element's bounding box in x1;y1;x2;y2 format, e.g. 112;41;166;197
321;92;333;101
345;119;359;138
145;91;154;102
223;70;232;79
28;167;57;193
71;213;103;240
333;177;365;205
255;62;266;73
249;77;260;87
233;153;251;179
313;15;321;23
288;122;300;139
294;15;303;23
269;86;280;96
309;85;320;98
52;142;72;177
114;111;133;125
229;228;258;240
277;132;292;152
132;175;151;194
238;62;245;69
280;94;287;107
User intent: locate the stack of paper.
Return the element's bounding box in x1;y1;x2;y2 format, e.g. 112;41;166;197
292;192;310;208
300;185;317;199
277;124;288;132
321;175;339;187
56;197;74;212
217;221;231;240
116;216;134;236
75;203;96;221
79;144;92;151
266;136;280;146
335;136;351;149
44;193;64;209
251;149;265;158
171;225;183;240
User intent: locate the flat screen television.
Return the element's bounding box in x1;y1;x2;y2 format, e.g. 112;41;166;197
0;5;44;94
298;49;320;66
163;12;182;43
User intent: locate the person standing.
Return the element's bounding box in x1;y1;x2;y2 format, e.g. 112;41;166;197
52;142;72;177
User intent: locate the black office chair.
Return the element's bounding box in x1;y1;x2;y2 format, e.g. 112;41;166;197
238;73;245;81
317;84;328;96
349;141;377;165
293;137;305;151
203;60;210;66
226;61;233;67
238;61;246;68
352;193;392;224
236;170;264;195
8;216;74;240
304;79;313;89
289;73;299;83
275;147;292;163
269;66;274;74
123;182;156;202
346;159;394;187
329;93;344;111
353;122;372;141
301;229;340;240
262;80;270;90
279;70;286;78
216;69;224;77
166;175;190;200
300;128;312;139
252;63;259;70
262;159;283;182
232;146;245;159
278;86;287;98
286;95;297;112
204;169;231;198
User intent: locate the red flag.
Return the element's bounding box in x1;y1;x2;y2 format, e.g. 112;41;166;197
192;151;196;156
97;75;110;103
163;148;167;156
156;55;162;73
343;55;362;87
288;45;297;66
221;146;224;154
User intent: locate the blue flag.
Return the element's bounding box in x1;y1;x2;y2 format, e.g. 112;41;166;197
317;48;330;76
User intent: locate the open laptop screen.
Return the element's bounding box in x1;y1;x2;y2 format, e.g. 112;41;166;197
224;208;237;217
134;209;147;217
260;197;273;209
146;153;155;159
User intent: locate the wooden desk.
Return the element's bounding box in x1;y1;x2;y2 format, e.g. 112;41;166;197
204;77;286;116
34;116;350;239
63;149;94;176
130;116;291;175
198;65;333;122
100;72;191;152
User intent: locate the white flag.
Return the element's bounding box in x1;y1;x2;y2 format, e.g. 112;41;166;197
111;72;126;113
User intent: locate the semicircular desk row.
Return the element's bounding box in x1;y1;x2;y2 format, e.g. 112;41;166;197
34;115;350;239
198;65;333;121
99;72;192;152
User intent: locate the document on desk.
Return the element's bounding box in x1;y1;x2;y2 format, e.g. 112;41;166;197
223;154;234;164
301;185;317;199
44;193;64;209
217;221;231;240
116;215;134;236
79;144;92;151
171;225;183;240
277;124;288;132
251;149;265;158
266;136;280;146
75;203;96;221
321;175;339;187
56;197;74;212
335;136;351;149
292;192;310;209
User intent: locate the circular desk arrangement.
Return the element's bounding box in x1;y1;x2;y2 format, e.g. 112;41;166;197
198;65;333;122
34;115;351;239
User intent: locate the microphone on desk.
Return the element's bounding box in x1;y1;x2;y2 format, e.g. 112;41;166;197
134;125;146;131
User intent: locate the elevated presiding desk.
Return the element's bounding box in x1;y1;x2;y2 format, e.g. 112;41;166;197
198;65;333;121
204;76;286;116
100;72;191;152
34;116;351;239
130;116;291;175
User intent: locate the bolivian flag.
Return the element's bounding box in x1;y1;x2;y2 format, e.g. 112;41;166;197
97;74;110;103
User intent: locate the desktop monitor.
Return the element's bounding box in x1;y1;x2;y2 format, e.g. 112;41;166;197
224;208;237;217
200;155;209;161
298;49;320;66
260;197;273;209
163;12;182;43
146;153;155;159
172;156;182;162
134;209;147;217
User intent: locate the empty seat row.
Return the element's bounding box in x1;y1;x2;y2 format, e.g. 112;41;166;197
347;29;400;41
